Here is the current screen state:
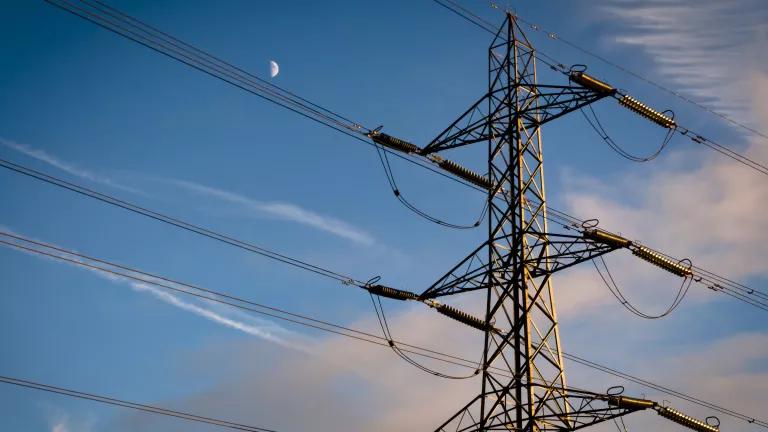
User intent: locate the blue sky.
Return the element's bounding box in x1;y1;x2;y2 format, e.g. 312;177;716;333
1;1;767;431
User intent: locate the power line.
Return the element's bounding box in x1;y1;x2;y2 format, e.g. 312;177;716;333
2;230;766;429
502;5;768;142
0;374;278;432
4;151;767;313
0;158;362;286
581;105;675;163
0;231;496;377
593;256;692;319
46;0;362;135
435;0;768;179
373;143;487;229
433;0;567;72
43;0;489;202
562;352;768;428
38;0;768;309
21;1;764;428
368;291;481;379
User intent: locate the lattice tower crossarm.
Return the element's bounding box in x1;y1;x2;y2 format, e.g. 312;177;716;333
433;14;627;431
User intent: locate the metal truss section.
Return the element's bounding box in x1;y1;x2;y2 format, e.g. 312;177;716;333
420;232;618;300
420;64;611;155
436;385;644;432
431;14;625;431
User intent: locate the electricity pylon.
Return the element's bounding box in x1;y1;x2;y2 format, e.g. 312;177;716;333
35;2;725;431
418;13;628;431
370;13;710;432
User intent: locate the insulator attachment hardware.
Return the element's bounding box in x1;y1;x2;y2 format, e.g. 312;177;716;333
434;303;492;332
583;228;632;248
569;71;616;95
619;95;676;128
432;156;494;190
366;284;419;301
632;246;693;278
656;406;719;432
607;396;656;410
368;131;422;154
368;130;493;191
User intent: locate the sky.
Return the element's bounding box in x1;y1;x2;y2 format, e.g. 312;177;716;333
0;0;767;431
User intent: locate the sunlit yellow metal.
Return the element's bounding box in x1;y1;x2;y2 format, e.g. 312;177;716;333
434;302;493;332
607;396;656;410
619;95;676;128
431;156;493;190
632;246;693;277
570;71;616;94
656;406;719;432
583;228;632;248
368;131;493;191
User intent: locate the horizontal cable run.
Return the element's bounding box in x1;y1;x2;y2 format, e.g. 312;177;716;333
40;0;768;310
437;0;768;179
45;0;488;196
0;231;497;378
3;151;765;313
1;231;765;428
0;374;277;432
480;0;768;141
0;158;362;286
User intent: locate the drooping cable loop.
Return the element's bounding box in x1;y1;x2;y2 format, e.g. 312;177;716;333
368;292;481;380
593;256;692;319
581;104;675;162
373;143;487;229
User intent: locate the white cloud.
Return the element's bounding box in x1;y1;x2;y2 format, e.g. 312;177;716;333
563;1;768;283
101;5;768;425
107;304;482;431
9;3;768;430
168;179;375;246
51;421;68;432
533;1;768;320
0;137;143;195
602;0;768;121
1;136;375;245
46;410;94;432
102;297;768;432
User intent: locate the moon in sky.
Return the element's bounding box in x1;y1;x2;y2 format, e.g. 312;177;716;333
269;60;279;78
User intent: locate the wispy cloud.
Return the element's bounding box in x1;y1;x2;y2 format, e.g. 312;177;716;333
45;409;94;432
0;137;143;195
603;0;768;121
0;229;309;352
554;1;768;315
51;420;69;432
1;137;374;245
169;179;375;246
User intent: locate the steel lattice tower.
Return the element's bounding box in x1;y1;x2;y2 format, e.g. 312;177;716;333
480;14;566;430
30;3;724;432
368;12;716;432
419;14;648;431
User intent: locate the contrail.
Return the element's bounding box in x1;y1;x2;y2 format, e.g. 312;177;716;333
131;282;310;352
0;137;144;195
0;228;309;352
0;137;374;245
168;179;375;246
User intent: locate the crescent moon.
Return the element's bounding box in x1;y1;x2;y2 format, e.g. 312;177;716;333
269;60;279;78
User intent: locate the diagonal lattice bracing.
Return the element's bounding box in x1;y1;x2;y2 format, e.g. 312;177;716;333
428;14;629;432
435;385;644;432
